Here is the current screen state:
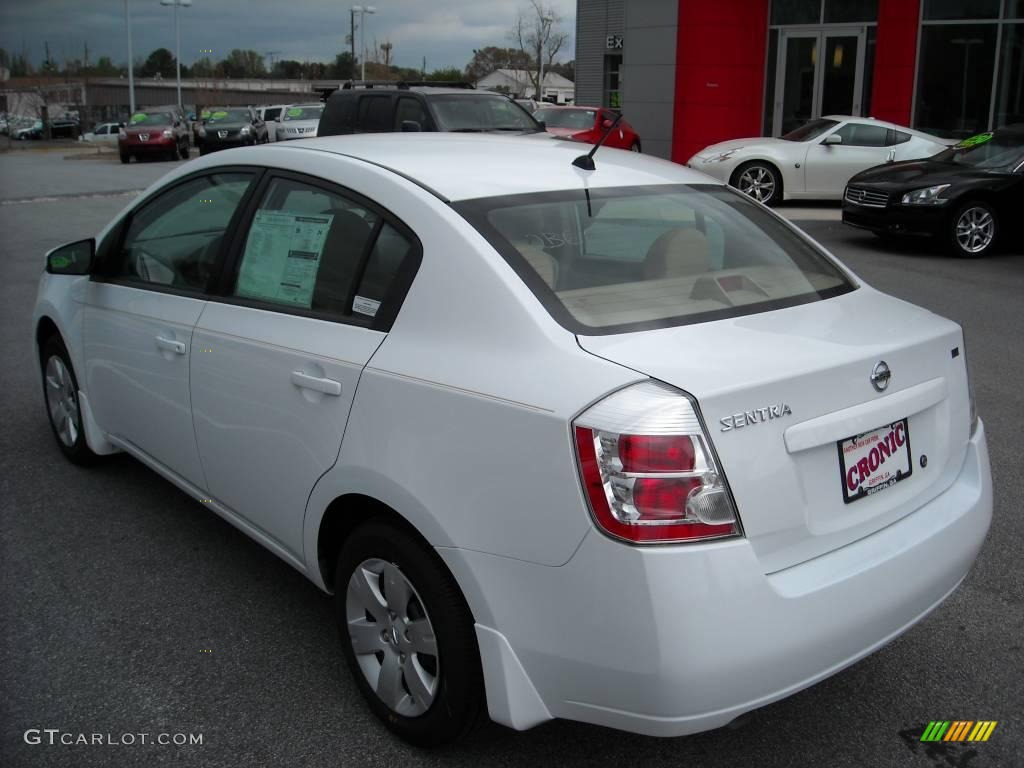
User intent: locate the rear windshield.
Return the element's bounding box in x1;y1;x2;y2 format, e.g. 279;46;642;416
535;108;597;130
284;106;324;121
427;94;539;132
455;185;854;334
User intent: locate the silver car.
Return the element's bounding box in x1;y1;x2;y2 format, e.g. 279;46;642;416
276;103;324;141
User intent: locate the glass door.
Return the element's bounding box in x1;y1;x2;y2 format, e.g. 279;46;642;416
773;28;867;135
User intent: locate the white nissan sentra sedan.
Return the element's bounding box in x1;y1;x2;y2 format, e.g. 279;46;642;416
32;134;991;746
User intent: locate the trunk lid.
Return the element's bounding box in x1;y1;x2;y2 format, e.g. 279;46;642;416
577;287;971;573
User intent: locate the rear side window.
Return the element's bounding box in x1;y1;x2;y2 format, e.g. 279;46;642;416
358;96;394;132
833;123;889;147
230;177;412;322
455;185;854;334
887;129;912;145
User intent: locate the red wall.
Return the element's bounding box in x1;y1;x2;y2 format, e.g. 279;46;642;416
671;0;770;164
870;0;920;125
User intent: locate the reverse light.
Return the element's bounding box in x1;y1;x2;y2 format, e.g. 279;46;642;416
901;184;950;205
573;381;740;544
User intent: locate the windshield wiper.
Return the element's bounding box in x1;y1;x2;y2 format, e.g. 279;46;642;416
491;126;532;131
449;128;486;132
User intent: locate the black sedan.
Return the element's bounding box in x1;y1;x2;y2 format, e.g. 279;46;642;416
842;127;1024;257
195;107;268;155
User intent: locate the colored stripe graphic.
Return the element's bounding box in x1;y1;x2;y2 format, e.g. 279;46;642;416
945;721;973;741
921;721;950;742
968;721;998;742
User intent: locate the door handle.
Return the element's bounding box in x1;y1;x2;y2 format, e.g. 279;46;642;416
155;336;186;355
886;148;896;163
291;371;342;396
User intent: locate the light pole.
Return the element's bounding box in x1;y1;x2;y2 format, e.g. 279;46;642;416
124;0;136;114
537;15;552;101
351;5;376;82
160;0;192;110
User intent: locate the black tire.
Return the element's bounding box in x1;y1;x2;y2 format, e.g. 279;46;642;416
40;335;98;465
335;519;484;747
179;140;189;159
198;146;207;156
731;161;783;206
630;141;641;153
119;152;130;164
949;200;998;258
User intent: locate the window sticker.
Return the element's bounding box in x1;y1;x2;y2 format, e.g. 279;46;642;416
236;210;333;308
130;112;147;124
210;110;229;119
955;132;993;149
287;107;303;117
352;295;381;317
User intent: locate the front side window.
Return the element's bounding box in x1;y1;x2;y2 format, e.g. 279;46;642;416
264;107;282;122
231;177;412;321
456;185;854;334
113;173;254;290
427;94;539;132
782;118;839;142
833;122;889;147
394;97;429;130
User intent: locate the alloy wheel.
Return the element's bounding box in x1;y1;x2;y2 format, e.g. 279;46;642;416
955;206;994;254
737;166;776;203
44;355;80;447
346;558;440;718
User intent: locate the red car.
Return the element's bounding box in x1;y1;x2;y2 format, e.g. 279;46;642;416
118;109;190;164
534;106;641;152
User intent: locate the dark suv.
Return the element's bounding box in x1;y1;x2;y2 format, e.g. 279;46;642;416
316;82;544;137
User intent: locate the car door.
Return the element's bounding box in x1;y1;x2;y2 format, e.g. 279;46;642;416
83;170;258;487
804;122;891;196
190;172;420;558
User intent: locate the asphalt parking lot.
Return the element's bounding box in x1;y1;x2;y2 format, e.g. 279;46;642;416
1;148;1022;768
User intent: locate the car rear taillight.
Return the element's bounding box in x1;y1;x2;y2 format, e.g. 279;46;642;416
573;381;740;544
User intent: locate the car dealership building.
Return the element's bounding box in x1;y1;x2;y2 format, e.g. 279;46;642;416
575;0;1024;161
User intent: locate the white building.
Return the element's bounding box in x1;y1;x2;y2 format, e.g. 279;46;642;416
475;69;574;104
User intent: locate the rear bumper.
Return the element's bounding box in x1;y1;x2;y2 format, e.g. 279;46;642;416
842;202;947;237
441;421;991;736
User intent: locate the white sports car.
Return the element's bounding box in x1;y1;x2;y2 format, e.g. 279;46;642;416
687;115;952;205
33;134;990;746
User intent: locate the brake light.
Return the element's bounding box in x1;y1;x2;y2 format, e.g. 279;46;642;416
573;381;740;544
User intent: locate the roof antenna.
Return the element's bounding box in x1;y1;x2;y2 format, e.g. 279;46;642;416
572;112;624;171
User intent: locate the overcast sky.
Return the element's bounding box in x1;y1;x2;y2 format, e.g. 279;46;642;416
0;0;577;72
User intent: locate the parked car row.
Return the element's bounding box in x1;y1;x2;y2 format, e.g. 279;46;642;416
685;115;1023;256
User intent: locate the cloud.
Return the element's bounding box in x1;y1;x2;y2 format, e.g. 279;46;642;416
0;0;576;71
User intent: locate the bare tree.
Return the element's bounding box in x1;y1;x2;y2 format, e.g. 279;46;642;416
510;0;567;100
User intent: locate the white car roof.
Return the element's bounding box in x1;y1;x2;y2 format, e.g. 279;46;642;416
279;133;720;202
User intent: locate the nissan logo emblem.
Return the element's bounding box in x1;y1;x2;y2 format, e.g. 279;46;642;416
871;361;891;392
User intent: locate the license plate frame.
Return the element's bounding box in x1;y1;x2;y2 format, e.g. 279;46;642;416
837;419;913;504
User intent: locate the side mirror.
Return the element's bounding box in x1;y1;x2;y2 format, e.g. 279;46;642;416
46;238;95;275
823;133;843;146
536;120;546;130
601;118;613;129
400;120;422;132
